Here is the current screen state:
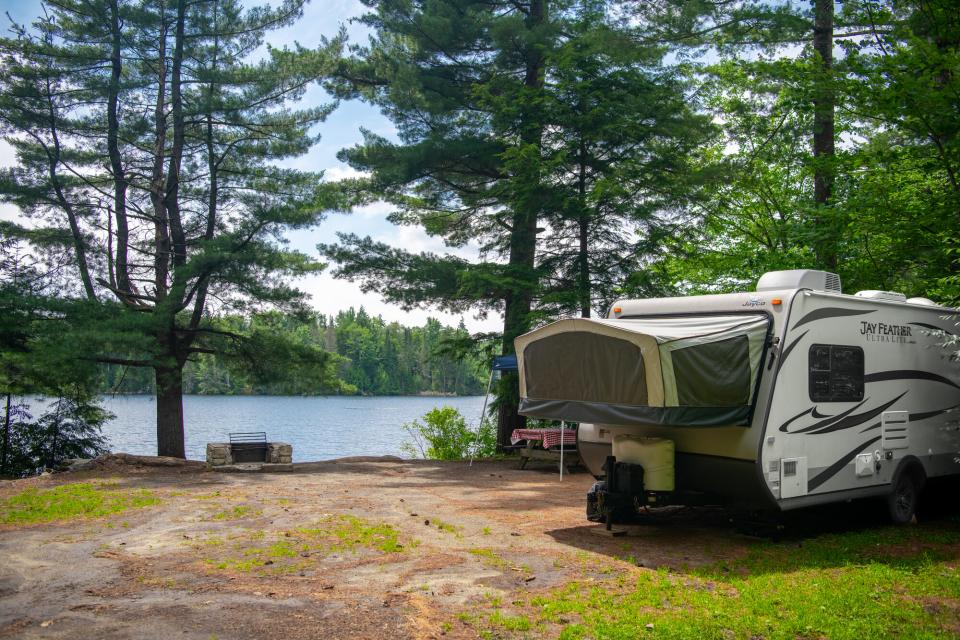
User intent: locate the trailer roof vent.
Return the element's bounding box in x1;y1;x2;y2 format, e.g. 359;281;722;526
756;270;842;293
855;290;907;302
906;297;939;307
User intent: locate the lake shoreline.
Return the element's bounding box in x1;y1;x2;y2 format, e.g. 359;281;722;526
93;394;488;462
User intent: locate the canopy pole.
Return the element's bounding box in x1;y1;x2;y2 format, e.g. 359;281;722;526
469;367;495;467
559;421;564;481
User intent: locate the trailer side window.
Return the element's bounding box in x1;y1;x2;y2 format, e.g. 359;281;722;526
808;344;864;402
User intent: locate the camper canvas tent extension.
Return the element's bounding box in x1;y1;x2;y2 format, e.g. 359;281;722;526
515;270;960;524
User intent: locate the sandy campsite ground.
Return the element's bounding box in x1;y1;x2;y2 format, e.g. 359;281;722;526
0;456;958;639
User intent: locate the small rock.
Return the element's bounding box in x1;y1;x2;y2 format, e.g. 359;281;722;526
510;532;521;537
264;560;274;566
40;621;53;628
399;498;405;502
523;576;536;582
645;623;654;631
410;513;418;517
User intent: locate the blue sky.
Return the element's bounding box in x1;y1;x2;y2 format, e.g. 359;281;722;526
0;0;499;332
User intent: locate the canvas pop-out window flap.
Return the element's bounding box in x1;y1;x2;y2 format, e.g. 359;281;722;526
515;314;769;427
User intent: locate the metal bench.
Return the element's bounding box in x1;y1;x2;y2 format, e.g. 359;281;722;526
229;431;268;463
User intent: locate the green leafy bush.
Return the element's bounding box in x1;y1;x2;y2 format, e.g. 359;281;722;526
400;406;497;460
1;396;109;478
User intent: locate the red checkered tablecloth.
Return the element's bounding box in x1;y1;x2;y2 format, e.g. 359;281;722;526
510;428;577;448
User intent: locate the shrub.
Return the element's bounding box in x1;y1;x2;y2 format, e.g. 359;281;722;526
401;406;497;460
1;395;109;477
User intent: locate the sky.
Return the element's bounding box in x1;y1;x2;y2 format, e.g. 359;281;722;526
0;0;501;332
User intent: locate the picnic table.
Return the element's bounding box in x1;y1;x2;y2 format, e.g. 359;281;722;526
510;428;580;473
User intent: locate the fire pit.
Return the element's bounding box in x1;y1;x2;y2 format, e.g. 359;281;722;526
229;432;268;463
206;435;292;468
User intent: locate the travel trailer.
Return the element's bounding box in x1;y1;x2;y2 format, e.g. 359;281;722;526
514;270;960;524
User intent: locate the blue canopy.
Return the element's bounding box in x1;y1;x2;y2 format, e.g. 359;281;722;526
492;354;518;371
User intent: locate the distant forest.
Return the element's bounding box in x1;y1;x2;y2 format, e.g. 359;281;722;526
100;309;488;397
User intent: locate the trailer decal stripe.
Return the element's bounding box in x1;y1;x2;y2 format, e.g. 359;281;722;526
911;403;960;421
859;421;881;433
778;406;814;432
778;330;809;367
807;435;882;492
792;307;875;330
804;393;907;435
908;322;955;336
780;398;868;433
782;392;907;435
864;369;960;390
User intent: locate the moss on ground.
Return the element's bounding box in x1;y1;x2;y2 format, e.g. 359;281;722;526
0;482;160;525
202;514;415;574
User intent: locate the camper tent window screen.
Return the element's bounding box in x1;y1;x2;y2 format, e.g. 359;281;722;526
808;344;864;402
672;336;751;406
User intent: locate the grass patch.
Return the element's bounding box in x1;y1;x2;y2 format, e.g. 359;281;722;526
472;522;960;639
0;482;159;524
488;610;532;632
428;517;463;538
470;547;509;569
211;505;260;520
203;515;414;575
298;514;409;553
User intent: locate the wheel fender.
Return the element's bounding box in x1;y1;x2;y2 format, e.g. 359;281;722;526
890;456;927;492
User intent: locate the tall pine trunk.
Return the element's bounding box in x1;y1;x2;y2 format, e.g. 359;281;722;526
577;137;590;318
496;0;546;449
812;0;836;270
155;365;186;458
1;392;10;474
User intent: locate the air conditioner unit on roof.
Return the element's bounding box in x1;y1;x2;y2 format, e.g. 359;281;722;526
756;270;842;293
855;290;907;302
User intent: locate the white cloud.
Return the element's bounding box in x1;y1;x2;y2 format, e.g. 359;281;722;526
297;270;502;333
323;165;369;182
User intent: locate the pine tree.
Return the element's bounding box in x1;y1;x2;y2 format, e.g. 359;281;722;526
320;0;711;445
537;3;714;317
321;0;554;445
0;0;345;457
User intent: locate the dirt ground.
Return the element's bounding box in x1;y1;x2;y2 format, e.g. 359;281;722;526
0;457;954;639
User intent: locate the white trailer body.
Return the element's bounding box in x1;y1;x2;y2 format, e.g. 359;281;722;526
514;270;960;518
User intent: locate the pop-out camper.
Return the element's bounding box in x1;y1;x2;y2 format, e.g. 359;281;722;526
514;270;960;524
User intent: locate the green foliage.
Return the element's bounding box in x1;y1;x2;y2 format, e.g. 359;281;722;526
0;239;110;477
1;396;109;478
297;515;405;554
646;0;960;301
0;0;347;456
100;308;487;396
401;406;496;460
0;482;159;524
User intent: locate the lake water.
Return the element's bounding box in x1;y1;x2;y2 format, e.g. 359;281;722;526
97;395;488;461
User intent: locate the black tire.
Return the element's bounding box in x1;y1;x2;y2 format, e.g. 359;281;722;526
887;468;921;525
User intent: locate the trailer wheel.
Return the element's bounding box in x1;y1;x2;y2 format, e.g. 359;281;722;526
887;467;921;525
